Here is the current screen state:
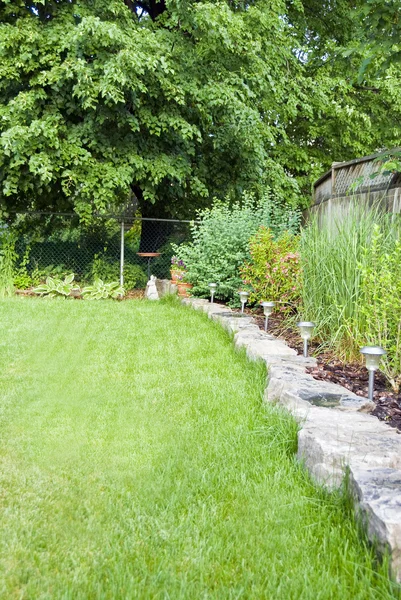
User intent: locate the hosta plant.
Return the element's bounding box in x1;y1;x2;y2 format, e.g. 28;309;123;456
81;279;125;300
34;274;77;298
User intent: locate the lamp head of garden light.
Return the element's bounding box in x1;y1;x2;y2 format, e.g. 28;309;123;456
208;282;217;304
360;346;386;371
239;291;249;313
261;301;275;317
261;301;275;332
297;322;315;340
360;345;386;402
297;321;315;357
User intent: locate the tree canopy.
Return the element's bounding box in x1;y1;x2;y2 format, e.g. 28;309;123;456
0;0;400;219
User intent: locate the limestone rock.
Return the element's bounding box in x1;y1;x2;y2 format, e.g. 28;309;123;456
297;407;401;487
155;278;175;297
183;295;401;580
350;467;401;583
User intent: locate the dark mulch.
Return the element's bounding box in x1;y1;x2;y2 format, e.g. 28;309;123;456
125;289;145;299
15;288;37;296
234;305;401;432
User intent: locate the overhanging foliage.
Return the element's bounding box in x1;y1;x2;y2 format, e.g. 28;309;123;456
0;0;400;218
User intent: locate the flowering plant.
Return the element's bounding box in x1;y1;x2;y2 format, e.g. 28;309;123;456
170;256;189;281
240;226;300;313
171;256;186;271
174;271;189;282
170;195;300;301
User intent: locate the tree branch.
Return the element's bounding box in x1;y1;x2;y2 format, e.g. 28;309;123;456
148;0;167;20
353;84;381;94
123;0;166;21
123;0;136;13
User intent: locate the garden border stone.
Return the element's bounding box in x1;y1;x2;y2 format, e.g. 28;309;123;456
183;297;401;583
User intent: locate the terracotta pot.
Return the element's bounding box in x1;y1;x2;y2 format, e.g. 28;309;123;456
177;282;193;298
170;269;186;283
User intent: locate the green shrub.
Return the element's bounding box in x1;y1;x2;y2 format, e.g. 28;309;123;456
88;256;147;289
12;245;58;289
16;265;72;289
240;227;300;312
0;231;17;297
35;265;72;282
173;194;300;301
13;239;73;289
13;244;33;289
14;269;34;290
124;263;147;289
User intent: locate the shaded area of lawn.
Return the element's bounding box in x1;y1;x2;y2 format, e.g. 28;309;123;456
0;297;398;599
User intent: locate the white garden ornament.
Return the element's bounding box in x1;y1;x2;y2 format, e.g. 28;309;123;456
145;275;159;300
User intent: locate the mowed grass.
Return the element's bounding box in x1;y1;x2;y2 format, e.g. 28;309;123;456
0;298;398;599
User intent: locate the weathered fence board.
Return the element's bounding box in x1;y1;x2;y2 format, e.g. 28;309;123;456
308;152;401;224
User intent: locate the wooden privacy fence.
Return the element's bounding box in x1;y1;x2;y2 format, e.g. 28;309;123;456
307;151;401;224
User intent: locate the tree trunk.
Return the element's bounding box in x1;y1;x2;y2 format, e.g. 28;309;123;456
133;186;175;252
138;218;175;252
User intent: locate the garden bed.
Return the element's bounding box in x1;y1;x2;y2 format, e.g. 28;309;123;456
230;304;401;431
15;287;146;300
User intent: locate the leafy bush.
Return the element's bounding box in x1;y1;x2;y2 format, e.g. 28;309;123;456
240;227;300;312
124;263;147;289
34;274;78;298
13;244;33;289
88;256;147;289
13;270;33;290
81;280;125;300
172;194;300;301
0;231;17;297
300;203;401;390
14;263;71;289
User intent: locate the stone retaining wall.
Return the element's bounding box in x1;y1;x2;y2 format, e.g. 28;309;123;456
183;297;401;583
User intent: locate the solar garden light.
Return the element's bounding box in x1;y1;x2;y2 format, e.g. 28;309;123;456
261;301;275;332
360;346;386;402
239;291;249;314
297;321;315;358
208;282;217;304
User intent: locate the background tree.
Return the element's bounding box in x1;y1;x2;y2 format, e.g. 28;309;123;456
1;0;401;224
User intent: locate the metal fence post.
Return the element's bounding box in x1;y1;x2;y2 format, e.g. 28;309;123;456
120;220;124;286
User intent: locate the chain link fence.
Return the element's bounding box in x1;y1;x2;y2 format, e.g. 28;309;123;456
2;212;193;291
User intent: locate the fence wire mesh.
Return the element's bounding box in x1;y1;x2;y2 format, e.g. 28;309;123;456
2;213;193;291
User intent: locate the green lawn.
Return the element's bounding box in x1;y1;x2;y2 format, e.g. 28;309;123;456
0;297;398;599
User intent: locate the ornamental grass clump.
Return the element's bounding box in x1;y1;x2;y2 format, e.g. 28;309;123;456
300;202;401;390
240;227;301;313
357;224;401;391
